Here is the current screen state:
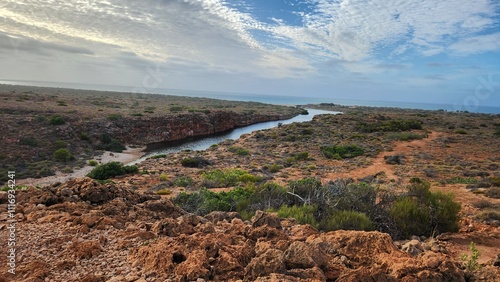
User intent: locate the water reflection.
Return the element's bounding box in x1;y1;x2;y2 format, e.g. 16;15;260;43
130;109;339;164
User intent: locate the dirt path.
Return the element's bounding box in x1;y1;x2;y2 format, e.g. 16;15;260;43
326;131;440;181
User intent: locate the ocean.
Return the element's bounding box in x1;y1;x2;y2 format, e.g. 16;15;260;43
1;79;499;114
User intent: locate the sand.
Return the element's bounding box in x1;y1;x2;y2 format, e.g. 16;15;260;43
17;146;146;187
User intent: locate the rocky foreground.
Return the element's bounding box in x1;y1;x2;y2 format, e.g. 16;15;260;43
2;178;497;282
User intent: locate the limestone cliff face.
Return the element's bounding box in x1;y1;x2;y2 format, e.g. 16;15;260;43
82;110;295;145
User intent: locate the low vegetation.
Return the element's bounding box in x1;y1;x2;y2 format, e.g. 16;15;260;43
86;162;138;180
320;144;364;159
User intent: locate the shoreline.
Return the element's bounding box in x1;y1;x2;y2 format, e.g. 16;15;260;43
17;146;146;187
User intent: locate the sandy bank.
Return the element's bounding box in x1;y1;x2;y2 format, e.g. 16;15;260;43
18;146;145;187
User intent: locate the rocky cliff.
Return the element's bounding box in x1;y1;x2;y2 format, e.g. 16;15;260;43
82;110;298;145
1;178;492;282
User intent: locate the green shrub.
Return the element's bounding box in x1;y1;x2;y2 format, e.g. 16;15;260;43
54;140;67;148
159;173;168;182
390;197;431;238
443;177;478;184
156;188;172;195
455;129;467;135
181;157;211;168
269;164;280;173
320;144;364;159
170;106;183;112
86;162;138;180
173;175;194;187
173;187;254;215
319;210;374;231
228;146;249;156
150;154;167;159
358;119;422;133
460;242;481;272
49;115;65;125
88;160;98;166
19;137;38;147
99;134;126;152
390;182;460;238
275;205;318;227
201;169;261;188
53;148;71;162
107;113;122;120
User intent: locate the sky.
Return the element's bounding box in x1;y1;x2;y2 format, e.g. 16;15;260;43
0;0;500;109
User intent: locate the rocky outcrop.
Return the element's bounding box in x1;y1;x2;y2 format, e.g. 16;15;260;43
81;110;298;146
0;179;488;281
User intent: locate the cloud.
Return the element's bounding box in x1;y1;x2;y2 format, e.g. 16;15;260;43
449;33;500;55
0;32;94;56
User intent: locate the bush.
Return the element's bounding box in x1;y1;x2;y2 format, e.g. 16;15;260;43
49;115;65;125
99;134;126;152
485;187;500;199
455;129;467;135
268;164;280;173
275;205;318;227
107;113;122;120
319;210;374;231
86;162;138;180
173;175;194;187
358;119;422;133
150;154;167;159
54;148;72;162
159;173;168;182
228;146;249;156
19;137;38;147
390;182;460;238
321;144;364;159
173;187;254;215
181;157;211;168
201;169;261;188
156;188;172;195
88;160;98;166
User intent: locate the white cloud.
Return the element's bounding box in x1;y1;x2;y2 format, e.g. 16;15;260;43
449;33;500;55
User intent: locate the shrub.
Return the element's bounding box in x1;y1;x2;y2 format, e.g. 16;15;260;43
159;173;168;182
275;205;318;227
53;148;71;162
228;146;249;156
485;187;500;199
460;242;481;272
107;113;122;120
54;140;67;148
390;181;460;238
170;106;183;112
319;210;374;231
269;164;280;173
201;169;261;188
181;157;211;168
86;162;138;180
19;137;38;147
173;187;254;215
358;119;422;132
88;160;98;166
455;129;467;135
321;144;364;159
49;115;66;125
173;175;194;187
150;154;167;159
156;188;172;195
99;134;126;152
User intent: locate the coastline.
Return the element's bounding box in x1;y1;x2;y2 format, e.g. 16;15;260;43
17;146;146;187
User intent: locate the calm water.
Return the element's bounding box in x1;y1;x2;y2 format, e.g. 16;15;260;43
1;80;499;114
129;109;337;164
